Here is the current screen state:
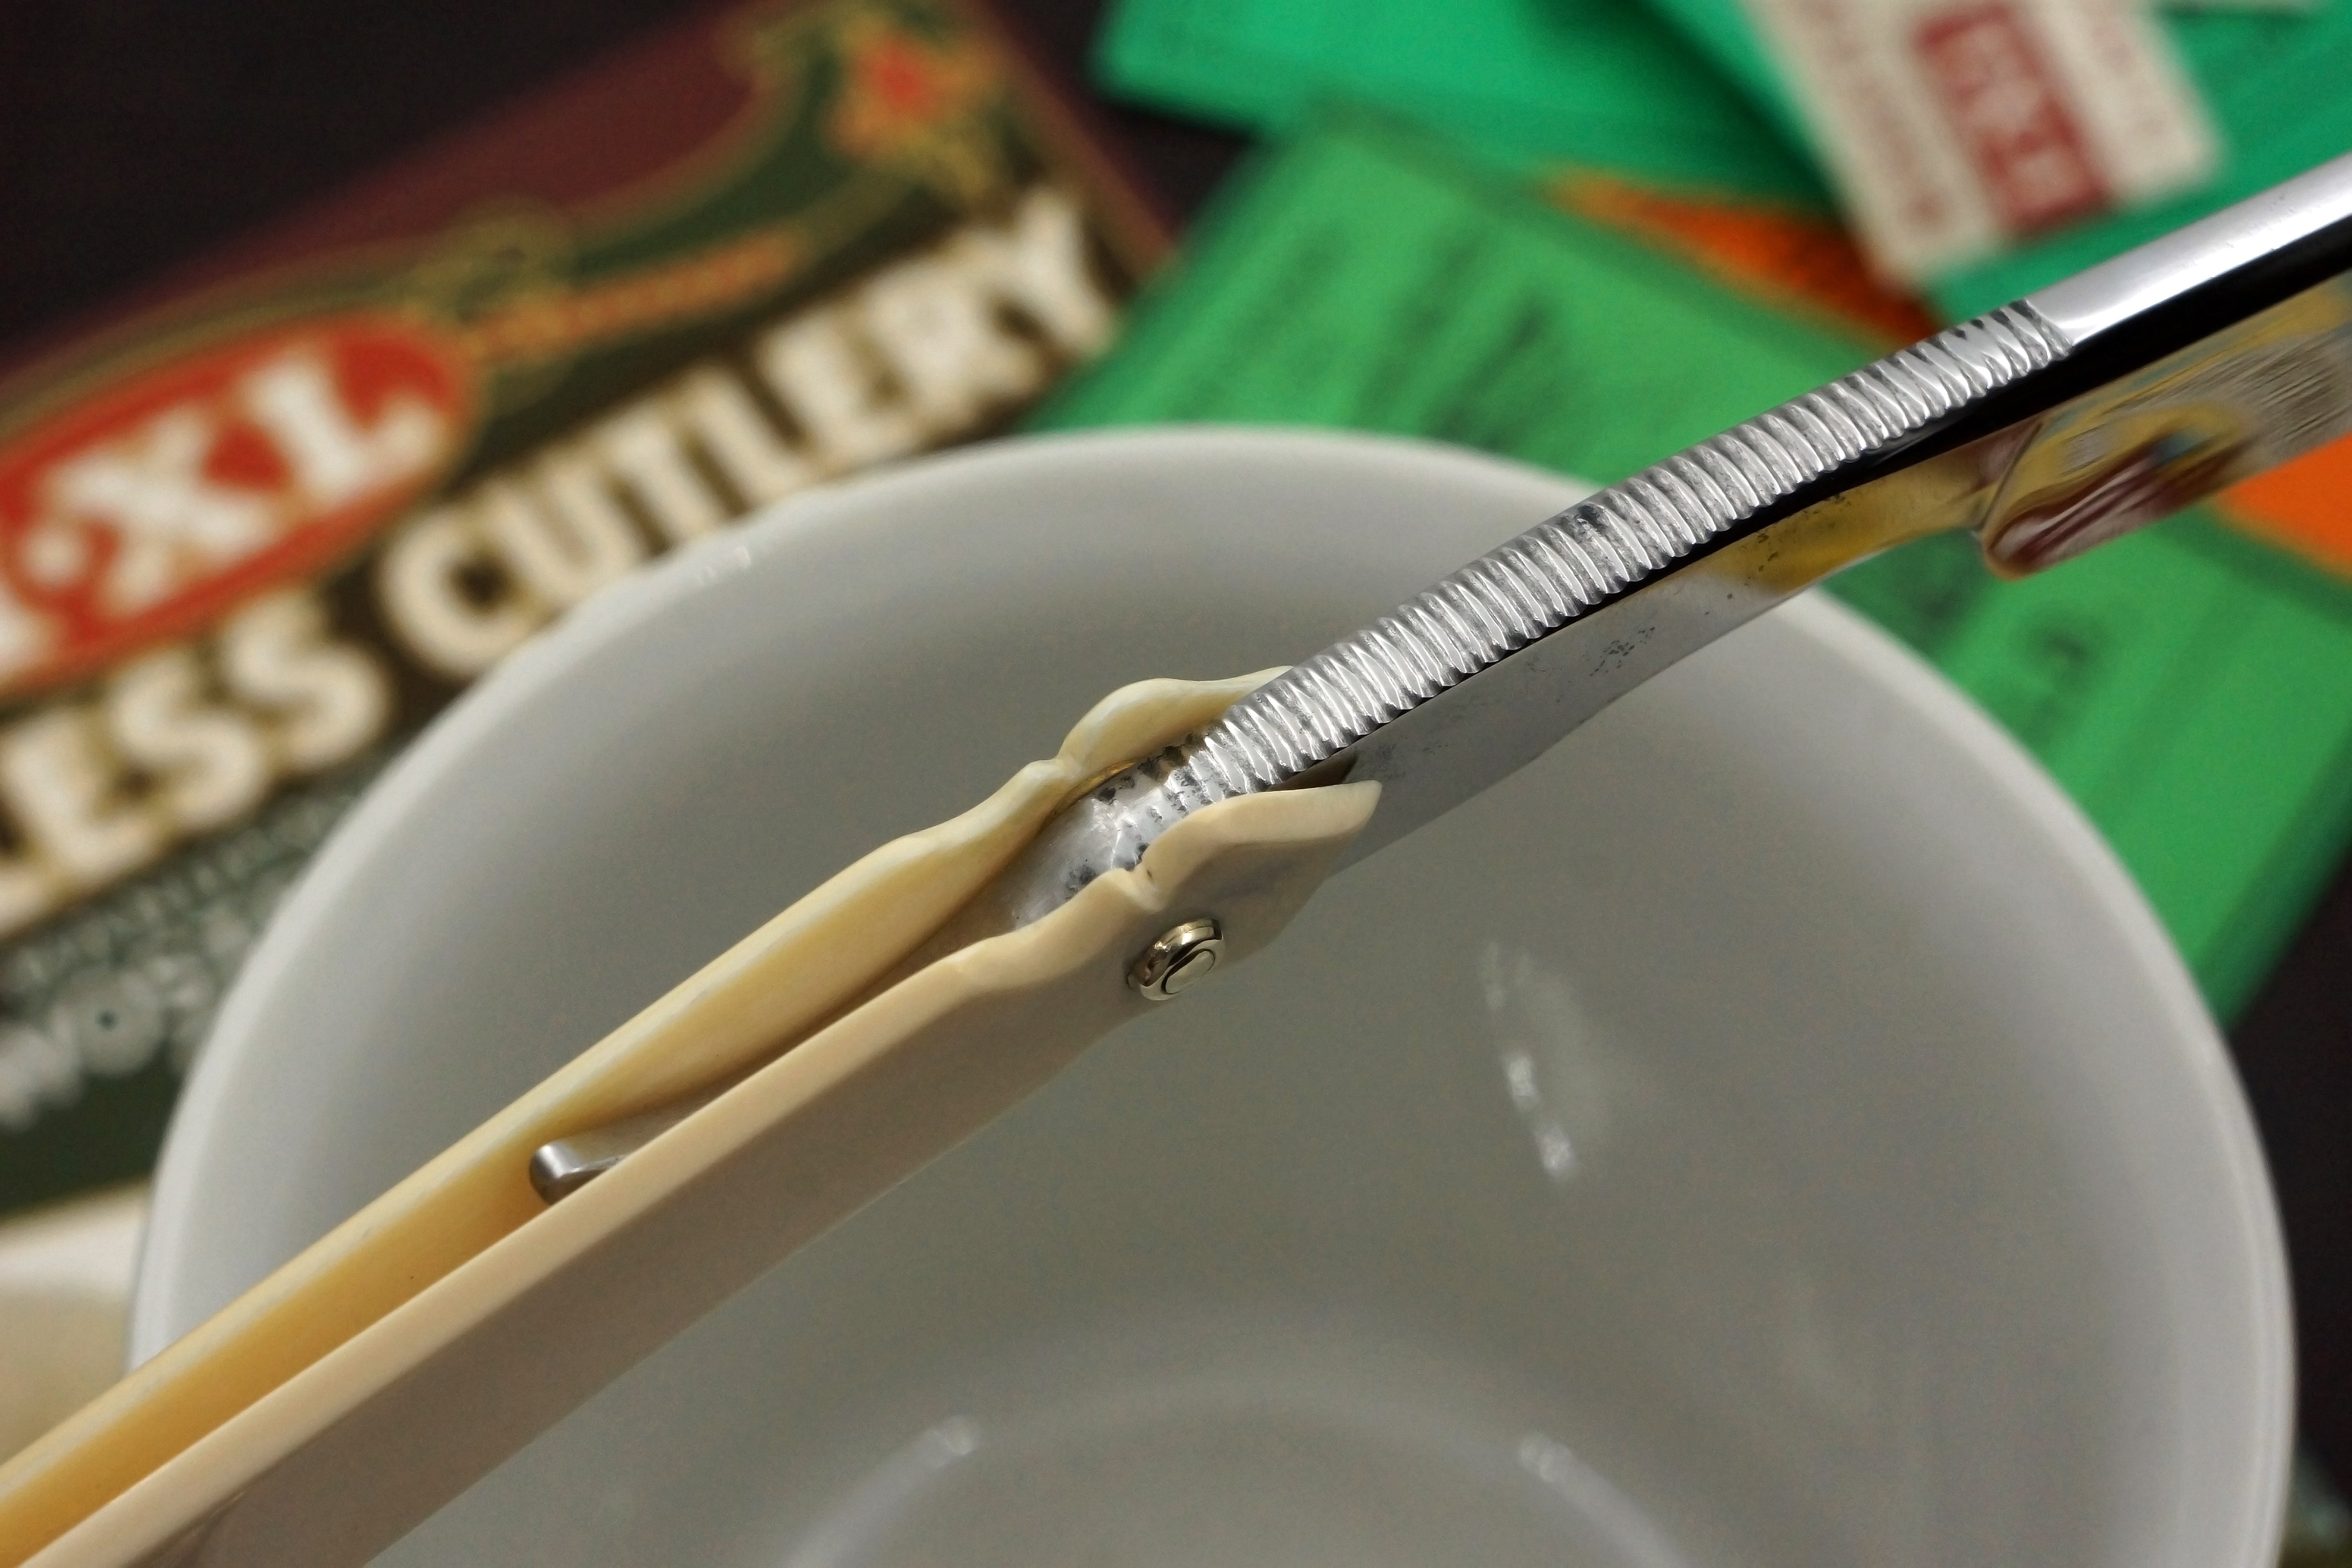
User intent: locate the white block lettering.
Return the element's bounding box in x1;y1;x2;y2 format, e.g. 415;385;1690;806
41;408;280;615
670;368;814;507
376;506;543;680
859;255;1044;431
757;309;921;470
0;709;163;888
0;567;56;688
958;187;1115;357
596;407;727;545
106;649;271;833
488;455;647;608
239;347;447;507
220;590;392;774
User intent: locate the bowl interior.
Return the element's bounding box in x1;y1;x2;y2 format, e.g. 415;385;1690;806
136;430;2285;1568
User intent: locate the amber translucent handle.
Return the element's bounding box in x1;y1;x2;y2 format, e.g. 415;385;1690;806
1;674;1374;1568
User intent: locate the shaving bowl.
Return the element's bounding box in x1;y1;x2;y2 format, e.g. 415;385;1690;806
133;428;2289;1568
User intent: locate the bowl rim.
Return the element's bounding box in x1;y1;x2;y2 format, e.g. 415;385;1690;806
132;424;2293;1564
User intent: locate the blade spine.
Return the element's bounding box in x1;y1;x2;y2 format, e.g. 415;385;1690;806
1190;300;2070;806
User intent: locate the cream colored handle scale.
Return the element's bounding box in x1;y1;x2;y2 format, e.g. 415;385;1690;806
0;673;1377;1568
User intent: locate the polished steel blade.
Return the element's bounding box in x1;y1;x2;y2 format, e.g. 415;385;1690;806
991;151;2352;923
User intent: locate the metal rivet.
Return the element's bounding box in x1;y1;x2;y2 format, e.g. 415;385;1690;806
1129;918;1224;1000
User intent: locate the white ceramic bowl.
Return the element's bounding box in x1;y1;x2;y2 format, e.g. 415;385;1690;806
134;430;2288;1568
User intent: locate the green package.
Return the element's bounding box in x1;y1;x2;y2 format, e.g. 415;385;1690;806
1091;0;1829;206
1034;115;2352;1018
1936;6;2352;317
1632;0;2352;318
1640;0;1811;153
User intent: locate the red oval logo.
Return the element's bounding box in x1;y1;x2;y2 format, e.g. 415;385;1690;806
0;315;473;699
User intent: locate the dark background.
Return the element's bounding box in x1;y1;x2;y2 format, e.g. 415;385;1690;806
3;0;2346;1483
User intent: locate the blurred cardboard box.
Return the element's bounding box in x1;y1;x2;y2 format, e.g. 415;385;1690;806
0;0;1168;1219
